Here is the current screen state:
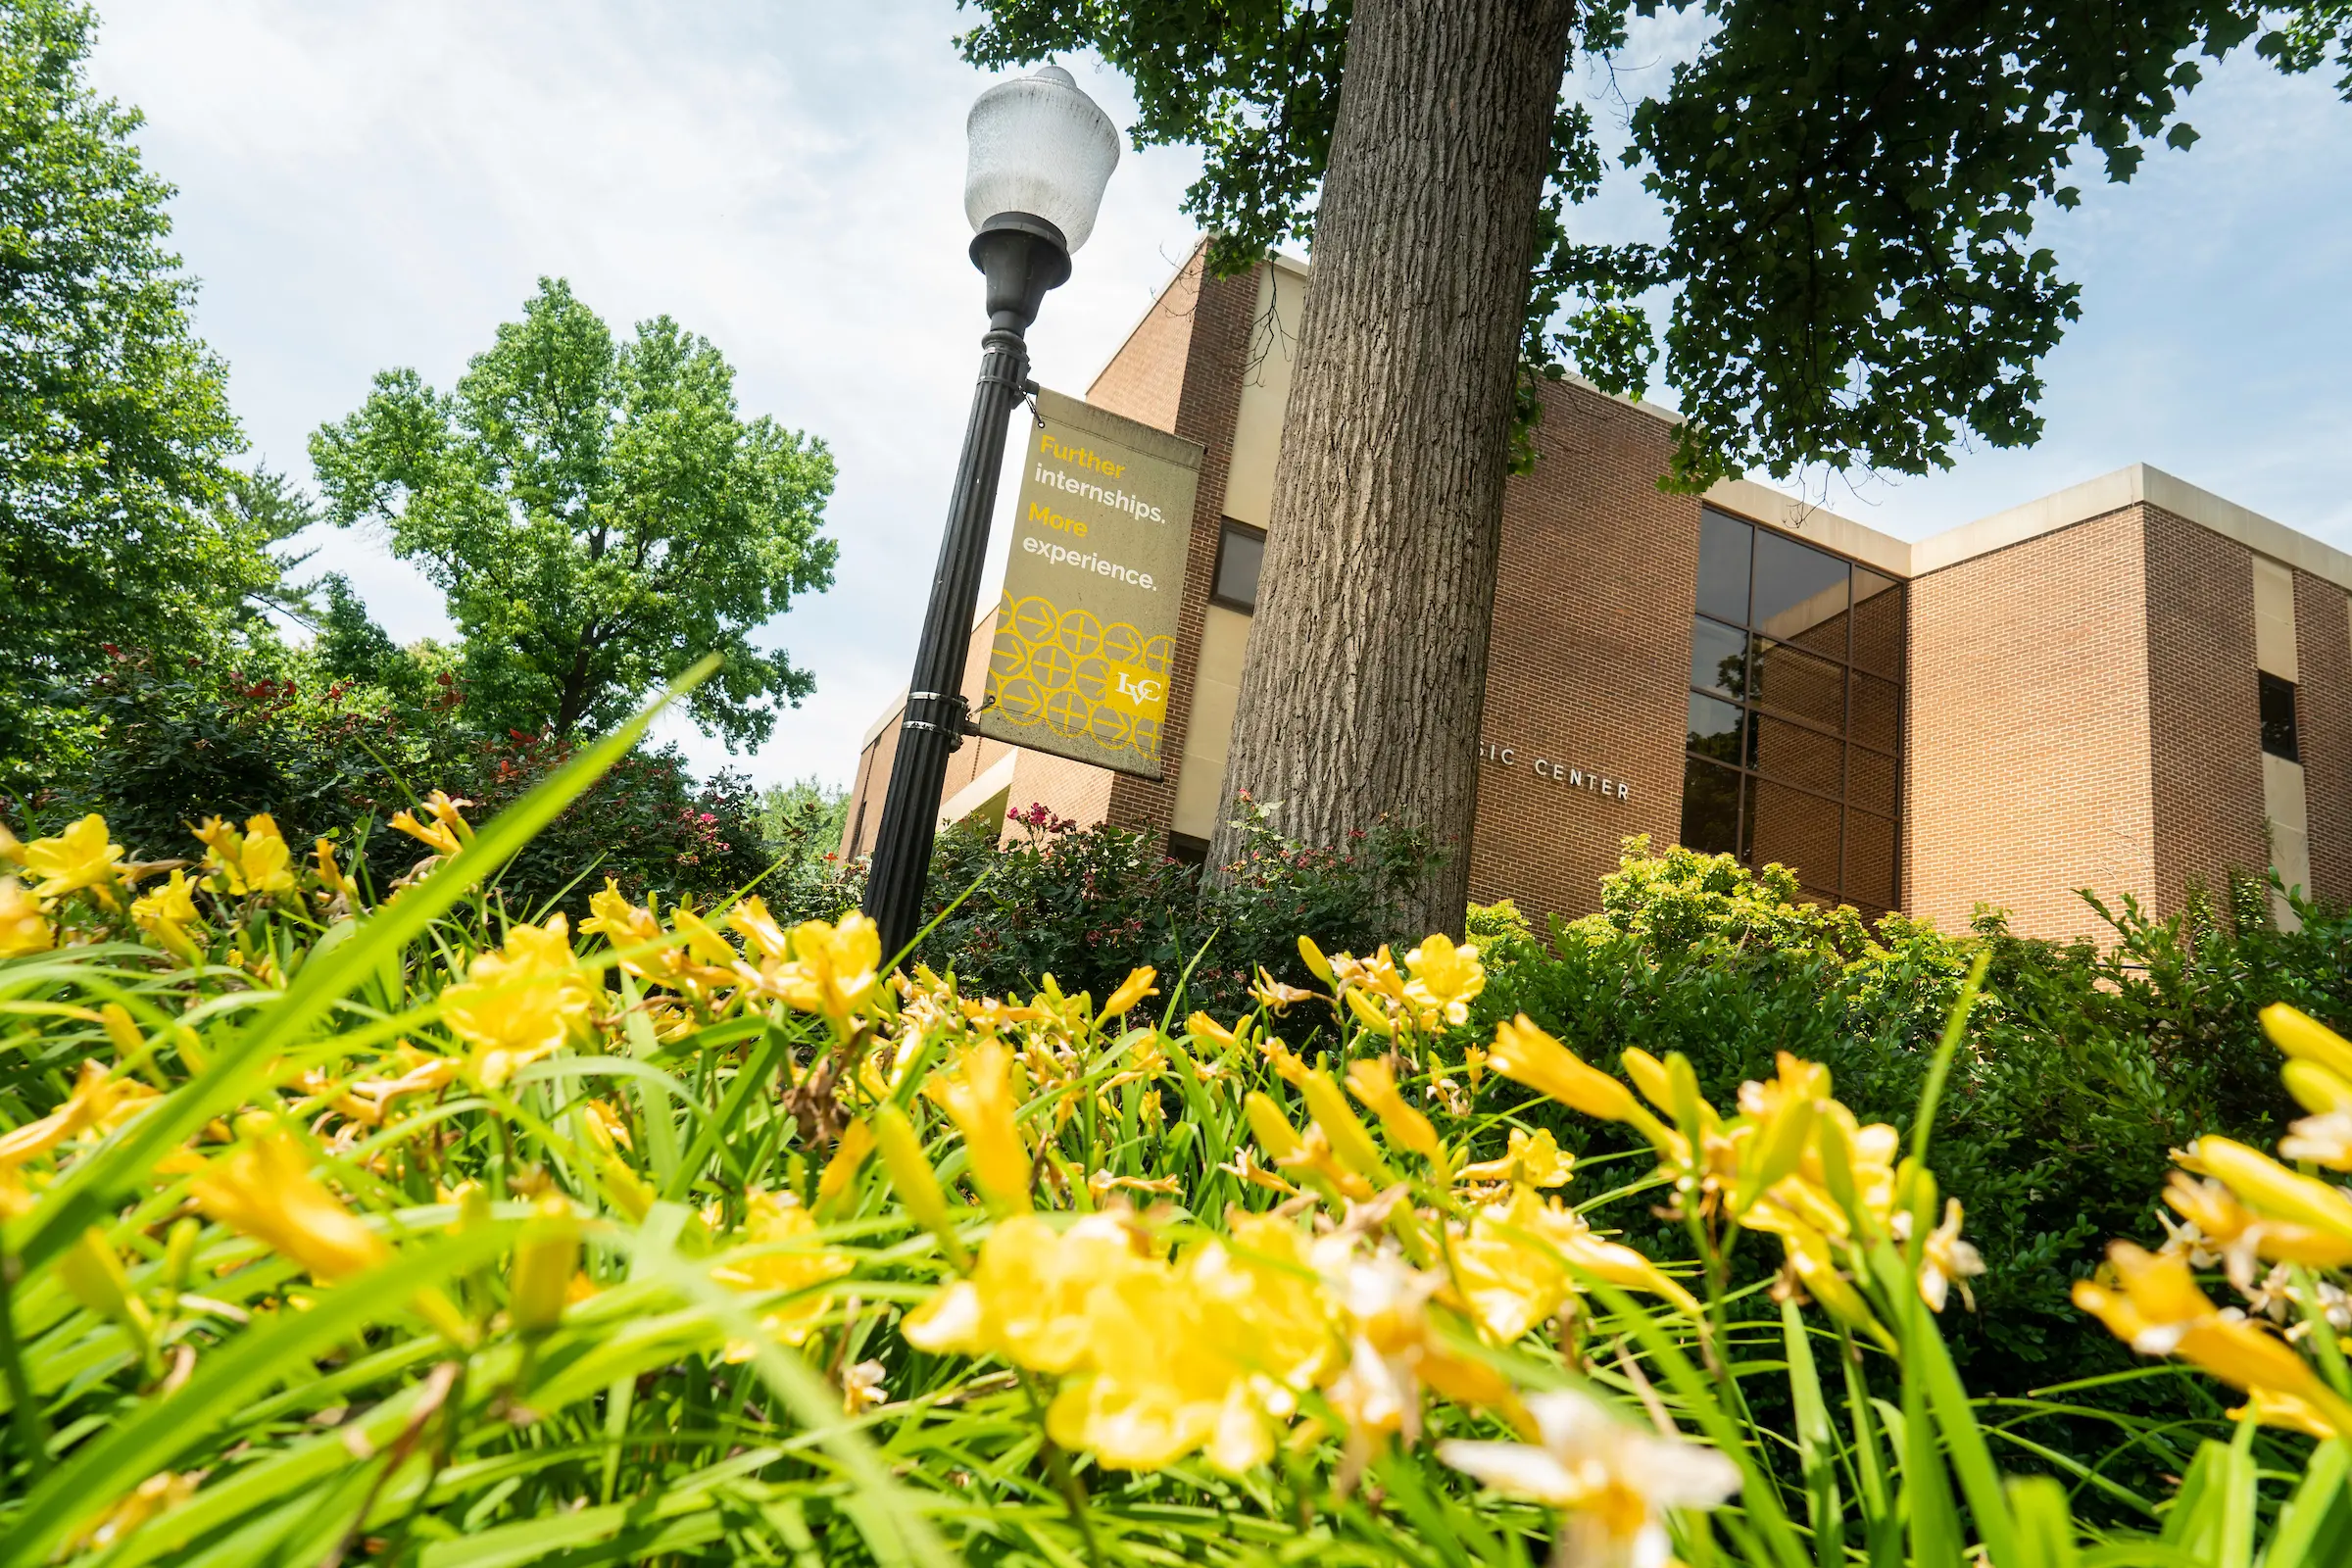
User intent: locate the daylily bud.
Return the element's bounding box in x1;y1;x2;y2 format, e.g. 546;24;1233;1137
1345;1056;1446;1167
510;1195;580;1334
2263;1004;2352;1082
815;1118;876;1219
873;1102;969;1268
2283;1058;2352;1117
1297;935;1334;986
1300;1070;1395;1183
2189;1136;2352;1244
1344;989;1396;1039
60;1226;151;1336
1243;1092;1305;1165
1620;1049;1675;1114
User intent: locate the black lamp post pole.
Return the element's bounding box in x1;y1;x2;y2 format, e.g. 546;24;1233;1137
862;216;1072;959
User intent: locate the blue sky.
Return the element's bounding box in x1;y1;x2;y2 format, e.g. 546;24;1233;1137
85;2;2352;790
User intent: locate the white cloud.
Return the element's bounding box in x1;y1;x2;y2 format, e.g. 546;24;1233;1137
86;3;2352;790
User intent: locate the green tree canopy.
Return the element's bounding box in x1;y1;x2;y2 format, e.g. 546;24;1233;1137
311;278;839;750
963;0;2331;487
0;0;261;767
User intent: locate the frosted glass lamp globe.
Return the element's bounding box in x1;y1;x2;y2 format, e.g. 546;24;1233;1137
963;64;1119;254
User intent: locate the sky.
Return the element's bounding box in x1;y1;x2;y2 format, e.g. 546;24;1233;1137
83;2;2352;792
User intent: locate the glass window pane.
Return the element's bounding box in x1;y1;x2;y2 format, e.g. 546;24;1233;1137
2261;671;2301;761
1696;509;1752;624
1687;692;1747;766
1852;569;1904;676
1848;745;1898;817
1752;713;1843;796
1212;522;1264;610
1681;758;1741;856
1690;616;1748;698
1852;672;1901;754
1845;810;1898;909
1751;638;1845;730
1752;530;1850;654
1747;779;1840;892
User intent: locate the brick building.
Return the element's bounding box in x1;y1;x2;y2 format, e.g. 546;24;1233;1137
842;248;2352;941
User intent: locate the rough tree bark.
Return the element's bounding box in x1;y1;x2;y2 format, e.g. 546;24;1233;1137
1205;0;1577;939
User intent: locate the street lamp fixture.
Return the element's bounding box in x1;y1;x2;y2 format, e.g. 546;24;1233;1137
861;65;1120;959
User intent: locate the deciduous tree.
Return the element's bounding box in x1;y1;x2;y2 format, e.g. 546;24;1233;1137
0;0;260;773
312;278;838;750
961;0;2324;936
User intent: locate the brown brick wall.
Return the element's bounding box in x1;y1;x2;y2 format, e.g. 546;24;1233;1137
2143;506;2267;916
1463;379;1698;925
1085;248;1200;434
1905;509;2154;940
1102;260;1259;839
2296;573;2352;905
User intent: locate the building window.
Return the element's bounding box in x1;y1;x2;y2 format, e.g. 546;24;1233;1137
1166;832;1210;866
1210;519;1266;612
2260;670;2301;762
1678;507;1906;915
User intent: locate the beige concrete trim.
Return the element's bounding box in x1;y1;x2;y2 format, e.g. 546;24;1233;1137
1701;479;1914;578
940;750;1019;830
1911;465;2352;591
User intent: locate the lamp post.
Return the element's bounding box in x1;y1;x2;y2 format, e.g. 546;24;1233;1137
862;64;1120;959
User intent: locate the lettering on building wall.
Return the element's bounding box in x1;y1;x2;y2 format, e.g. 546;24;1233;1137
1480;739;1630;803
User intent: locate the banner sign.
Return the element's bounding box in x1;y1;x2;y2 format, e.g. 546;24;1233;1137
976;387;1203;779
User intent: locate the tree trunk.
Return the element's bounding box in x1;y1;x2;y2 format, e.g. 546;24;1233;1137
1205;0;1574;939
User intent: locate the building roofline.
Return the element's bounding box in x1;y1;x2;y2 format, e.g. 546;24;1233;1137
1910;464;2352;591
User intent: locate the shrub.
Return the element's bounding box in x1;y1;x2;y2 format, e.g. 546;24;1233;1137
1473;837;2337;1501
906;799;1437;1013
15;648;773;918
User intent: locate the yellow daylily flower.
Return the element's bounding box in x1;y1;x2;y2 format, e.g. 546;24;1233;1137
2184;1135;2352;1247
389;791;474;857
764;913;883;1024
0;1059;160;1167
814;1119;875;1219
1458;1127;1574;1188
1345;1055;1446;1166
1734;1054;1828;1210
1047;1214;1336;1475
2074;1242;2352;1436
930;1037;1031;1215
0;821;23;865
1299;1069;1396;1184
1298;934;1335;986
193;814;296;897
129;868;203;959
903;1213;1142;1373
1437;1387;1739;1565
1100;965;1158;1019
0;876;53;958
1402;933;1484;1028
2281;1111;2352;1171
24;814;124;902
190;1120;391;1284
1915;1197;1984;1312
1489;1015;1645;1126
725;894;793;962
712;1191;854;1355
312;837;354;899
438;914;597;1088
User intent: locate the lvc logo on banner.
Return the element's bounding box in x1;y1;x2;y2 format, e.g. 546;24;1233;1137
977;389;1204;780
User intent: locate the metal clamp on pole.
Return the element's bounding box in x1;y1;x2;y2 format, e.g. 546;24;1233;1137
901;690;972;751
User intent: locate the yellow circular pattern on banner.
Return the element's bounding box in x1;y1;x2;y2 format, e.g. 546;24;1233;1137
979;592;1168;768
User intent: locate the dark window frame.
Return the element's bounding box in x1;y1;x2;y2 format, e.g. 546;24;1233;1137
2260;669;2301;762
1208;518;1268;613
1682;506;1906;911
